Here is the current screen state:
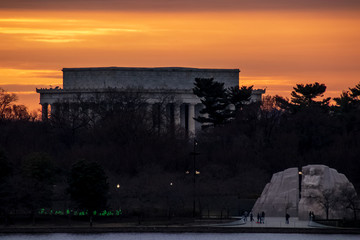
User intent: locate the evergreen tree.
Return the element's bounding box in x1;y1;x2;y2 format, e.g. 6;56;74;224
335;82;360;112
227;85;253;112
193;78;256;128
193;78;230;128
291;82;330;107
334;82;360;134
334;91;355;113
349;82;360;98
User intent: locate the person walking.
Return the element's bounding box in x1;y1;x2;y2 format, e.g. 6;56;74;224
261;211;265;224
250;211;254;222
285;213;290;224
257;213;260;223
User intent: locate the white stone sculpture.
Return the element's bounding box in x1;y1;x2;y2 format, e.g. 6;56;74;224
252;165;358;220
301;167;321;199
252;167;299;217
298;165;356;220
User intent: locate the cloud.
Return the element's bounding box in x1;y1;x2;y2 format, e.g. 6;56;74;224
0;23;145;43
0;68;62;85
1;84;51;92
1;0;360;11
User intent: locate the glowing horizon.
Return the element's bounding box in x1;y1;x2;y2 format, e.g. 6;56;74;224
1;7;359;111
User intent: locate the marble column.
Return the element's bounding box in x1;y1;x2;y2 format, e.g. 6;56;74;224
50;103;56;118
146;103;153;115
188;103;195;135
41;103;48;121
146;103;153;125
152;103;161;129
174;103;181;126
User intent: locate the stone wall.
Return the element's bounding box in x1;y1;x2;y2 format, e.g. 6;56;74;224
62;67;239;90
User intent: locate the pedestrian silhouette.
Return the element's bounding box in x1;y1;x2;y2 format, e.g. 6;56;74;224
285;213;290;224
249;211;254;222
244;211;248;222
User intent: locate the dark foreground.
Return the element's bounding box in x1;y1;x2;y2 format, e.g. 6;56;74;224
1;225;360;234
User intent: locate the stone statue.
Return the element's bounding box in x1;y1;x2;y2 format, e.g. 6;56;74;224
252;165;358;220
303;167;320;187
302;167;321;198
251;168;299;217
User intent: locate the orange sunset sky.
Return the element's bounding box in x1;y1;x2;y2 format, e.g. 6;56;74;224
1;0;360;112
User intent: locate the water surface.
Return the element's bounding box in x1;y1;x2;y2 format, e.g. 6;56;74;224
1;233;359;240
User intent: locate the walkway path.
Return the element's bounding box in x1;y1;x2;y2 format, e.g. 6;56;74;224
210;217;329;228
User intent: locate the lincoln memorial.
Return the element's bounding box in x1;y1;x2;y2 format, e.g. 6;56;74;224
36;67;265;134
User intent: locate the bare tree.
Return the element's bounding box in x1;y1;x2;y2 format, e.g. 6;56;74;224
151;92;177;135
317;189;339;220
0;88;18;119
0;88;35;122
50;96;92;134
339;184;360;220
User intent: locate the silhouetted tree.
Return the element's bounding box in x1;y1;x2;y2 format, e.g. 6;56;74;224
0;88;34;121
0;149;10;184
20;152;55;224
0;149;13;225
193;78;230;128
67;160;109;226
227;85;253;112
273;95;293;113
334;82;360;112
50;99;92;135
0;88;18;120
317;189;339;220
291;82;330;107
339;183;360;220
193;79;255;128
334;91;356;113
349;83;360;98
2;80;360;222
333;82;360;135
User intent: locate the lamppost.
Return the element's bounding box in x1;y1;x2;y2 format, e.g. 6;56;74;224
168;182;173;219
116;183;120;211
190;139;200;218
298;170;302;199
298;170;302;214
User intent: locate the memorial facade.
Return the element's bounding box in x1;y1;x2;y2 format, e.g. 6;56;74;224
37;67;265;134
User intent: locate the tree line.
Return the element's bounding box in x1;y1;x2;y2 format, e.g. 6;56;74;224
0;80;360;224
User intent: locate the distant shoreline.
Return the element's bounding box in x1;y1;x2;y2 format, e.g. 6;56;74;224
1;226;360;234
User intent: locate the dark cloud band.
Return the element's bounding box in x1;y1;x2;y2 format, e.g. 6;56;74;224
1;0;360;11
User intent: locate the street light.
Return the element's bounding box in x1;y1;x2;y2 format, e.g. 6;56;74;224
115;183;121;213
298;170;302;200
190;139;200;218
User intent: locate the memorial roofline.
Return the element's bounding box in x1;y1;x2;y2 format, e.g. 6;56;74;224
62;67;240;73
36;88;194;93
